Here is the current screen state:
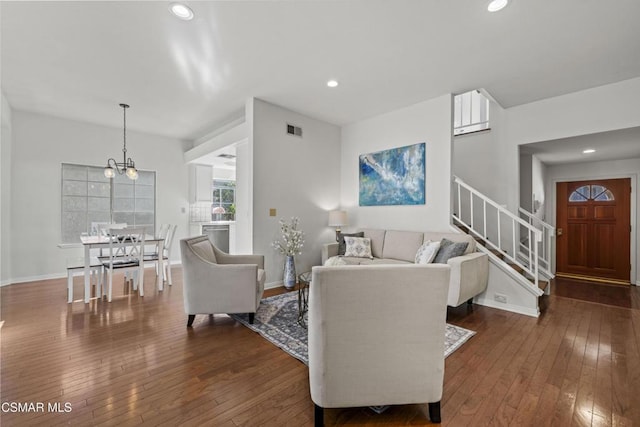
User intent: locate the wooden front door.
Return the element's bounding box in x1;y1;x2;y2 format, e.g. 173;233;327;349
556;178;631;284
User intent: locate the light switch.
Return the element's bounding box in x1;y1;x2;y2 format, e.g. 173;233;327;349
269;208;277;217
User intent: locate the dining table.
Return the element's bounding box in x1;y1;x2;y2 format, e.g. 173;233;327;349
80;234;165;303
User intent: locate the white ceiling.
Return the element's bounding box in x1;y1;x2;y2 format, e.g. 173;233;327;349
2;1;640;141
520;126;640;165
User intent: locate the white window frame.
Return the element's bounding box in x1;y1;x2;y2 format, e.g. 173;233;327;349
454;90;490;136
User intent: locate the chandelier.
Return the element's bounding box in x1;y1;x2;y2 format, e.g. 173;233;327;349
104;103;138;180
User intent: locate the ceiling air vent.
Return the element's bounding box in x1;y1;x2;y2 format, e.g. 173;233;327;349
286;123;303;137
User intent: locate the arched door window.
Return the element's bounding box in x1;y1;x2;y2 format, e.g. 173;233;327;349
568;184;615;202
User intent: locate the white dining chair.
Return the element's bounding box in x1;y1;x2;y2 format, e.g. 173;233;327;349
145;224;177;285
101;227;145;302
66;257;102;303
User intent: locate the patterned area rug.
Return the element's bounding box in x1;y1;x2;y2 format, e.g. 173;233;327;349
230;291;475;365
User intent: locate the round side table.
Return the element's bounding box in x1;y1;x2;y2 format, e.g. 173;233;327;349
297;271;312;328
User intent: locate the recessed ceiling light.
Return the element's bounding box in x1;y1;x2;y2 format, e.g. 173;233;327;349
487;0;509;12
327;80;339;88
169;3;194;20
583;149;596;154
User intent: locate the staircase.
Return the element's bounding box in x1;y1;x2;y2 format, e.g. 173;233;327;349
452;176;555;312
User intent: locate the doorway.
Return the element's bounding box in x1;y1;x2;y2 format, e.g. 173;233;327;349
556;178;631;284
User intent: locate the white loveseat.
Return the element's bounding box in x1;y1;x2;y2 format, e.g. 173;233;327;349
322;229;488;307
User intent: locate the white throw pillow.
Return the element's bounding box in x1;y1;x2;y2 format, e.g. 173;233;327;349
343;236;373;259
415;240;441;264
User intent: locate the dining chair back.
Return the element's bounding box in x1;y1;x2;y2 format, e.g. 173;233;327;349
157;223;170;240
95;222;128;257
101;227;145;302
145;224;177;285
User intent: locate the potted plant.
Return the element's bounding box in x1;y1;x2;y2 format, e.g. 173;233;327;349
272;217;305;289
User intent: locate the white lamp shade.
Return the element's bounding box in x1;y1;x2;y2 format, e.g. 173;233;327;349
328;210;348;227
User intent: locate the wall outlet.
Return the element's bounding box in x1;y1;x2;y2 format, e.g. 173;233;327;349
494;293;508;304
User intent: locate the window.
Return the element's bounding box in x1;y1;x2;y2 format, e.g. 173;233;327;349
453;90;490;136
61;163;156;243
212;180;235;221
569;185;614;202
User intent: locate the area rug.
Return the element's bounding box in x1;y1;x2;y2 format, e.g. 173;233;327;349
230;291;475;365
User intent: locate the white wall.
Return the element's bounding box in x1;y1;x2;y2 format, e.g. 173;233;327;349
250;98;341;286
234;138;252;254
519;153;533;212
340;94;453;231
7;111;191;283
453;97;508;204
545;157;640;284
531;155;546;221
1;95;12;284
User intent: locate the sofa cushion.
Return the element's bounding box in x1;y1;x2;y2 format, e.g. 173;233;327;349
338;257;368;265
343;236;373;259
324;256;348;266
338;257;410;266
382;230;425;262
337;232;364;255
361;229;386;258
433;238;469;264
415;240;441;264
424;232;475;254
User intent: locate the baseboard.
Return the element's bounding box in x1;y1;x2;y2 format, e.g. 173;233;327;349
264;281;283;290
0;262;182;288
1;272;66;286
474;297;540;318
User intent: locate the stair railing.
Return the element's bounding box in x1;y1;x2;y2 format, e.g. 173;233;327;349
518;207;555;278
452;176;543;289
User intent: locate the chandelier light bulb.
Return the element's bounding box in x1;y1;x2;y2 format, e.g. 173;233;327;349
126;167;139;180
104;165;115;178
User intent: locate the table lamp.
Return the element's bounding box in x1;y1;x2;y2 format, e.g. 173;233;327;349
328;210;348;242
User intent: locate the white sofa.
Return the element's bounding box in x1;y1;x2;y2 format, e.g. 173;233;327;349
308;264;450;424
322;229;488;307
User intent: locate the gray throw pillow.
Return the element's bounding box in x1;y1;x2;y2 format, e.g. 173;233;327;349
433;238;469;264
338;232;364;255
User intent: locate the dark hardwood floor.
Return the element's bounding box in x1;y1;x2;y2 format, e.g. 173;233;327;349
1;268;639;426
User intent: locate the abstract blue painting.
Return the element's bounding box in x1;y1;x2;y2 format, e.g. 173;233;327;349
359;142;425;206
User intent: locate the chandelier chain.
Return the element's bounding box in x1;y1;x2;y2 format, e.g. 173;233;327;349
120;103;129;158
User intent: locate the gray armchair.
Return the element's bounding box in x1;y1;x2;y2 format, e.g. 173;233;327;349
180;236;265;327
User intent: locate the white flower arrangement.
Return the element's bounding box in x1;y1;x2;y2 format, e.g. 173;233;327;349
272;217;305;256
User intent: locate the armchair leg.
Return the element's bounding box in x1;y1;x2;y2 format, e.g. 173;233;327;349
428;401;441;423
467;298;473;305
187;314;195;327
314;404;324;427
249;313;255;324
